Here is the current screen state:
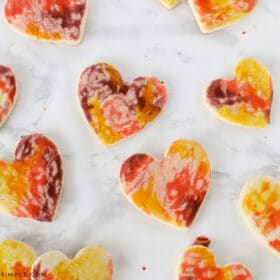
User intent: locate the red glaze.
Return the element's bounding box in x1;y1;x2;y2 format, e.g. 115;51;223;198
0;65;17;127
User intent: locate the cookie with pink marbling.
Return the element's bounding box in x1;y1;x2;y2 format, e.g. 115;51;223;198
0;65;17;128
3;0;87;45
120;139;211;230
78;63;167;146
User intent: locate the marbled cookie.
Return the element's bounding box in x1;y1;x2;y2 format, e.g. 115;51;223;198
176;245;253;279
120;139;211;230
205;58;273;128
78;63;167;146
0;134;63;222
0;240;35;280
160;0;183;9
31;247;113;280
3;0;87;45
0;65;17;128
240;176;280;257
189;0;256;33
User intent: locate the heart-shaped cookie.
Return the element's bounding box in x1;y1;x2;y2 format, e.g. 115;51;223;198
3;0;87;45
78;63;167;146
31;246;113;280
204;58;273;128
0;65;17;128
160;0;183;9
189;0;257;33
240;176;280;257
0;240;35;280
176;245;253;279
0;134;63;222
119;139;211;230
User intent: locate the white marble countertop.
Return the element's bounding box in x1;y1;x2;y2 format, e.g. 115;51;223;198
0;0;280;279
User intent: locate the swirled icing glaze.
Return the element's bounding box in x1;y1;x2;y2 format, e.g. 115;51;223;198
4;0;87;45
205;58;273;128
120;139;211;230
78;63;167;146
176;246;253;280
0;134;63;222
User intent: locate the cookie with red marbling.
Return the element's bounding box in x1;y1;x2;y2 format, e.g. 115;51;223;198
204;58;273;128
0;65;17;128
189;0;257;33
119;139;211;230
78;63;167;146
31;247;113;280
176;245;253;279
0;240;35;280
240;176;280;258
0;134;63;222
3;0;87;45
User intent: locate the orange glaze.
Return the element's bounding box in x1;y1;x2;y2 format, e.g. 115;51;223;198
192;0;256;31
177;246;253;280
194;0;255;15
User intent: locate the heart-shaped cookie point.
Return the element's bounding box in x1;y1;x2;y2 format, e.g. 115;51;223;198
3;0;87;45
189;0;256;33
31;246;113;280
205;58;273;128
119;139;211;230
176;245;253;280
0;134;63;222
240;176;280;257
0;65;17;128
160;0;183;9
0;240;35;280
78;63;167;146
